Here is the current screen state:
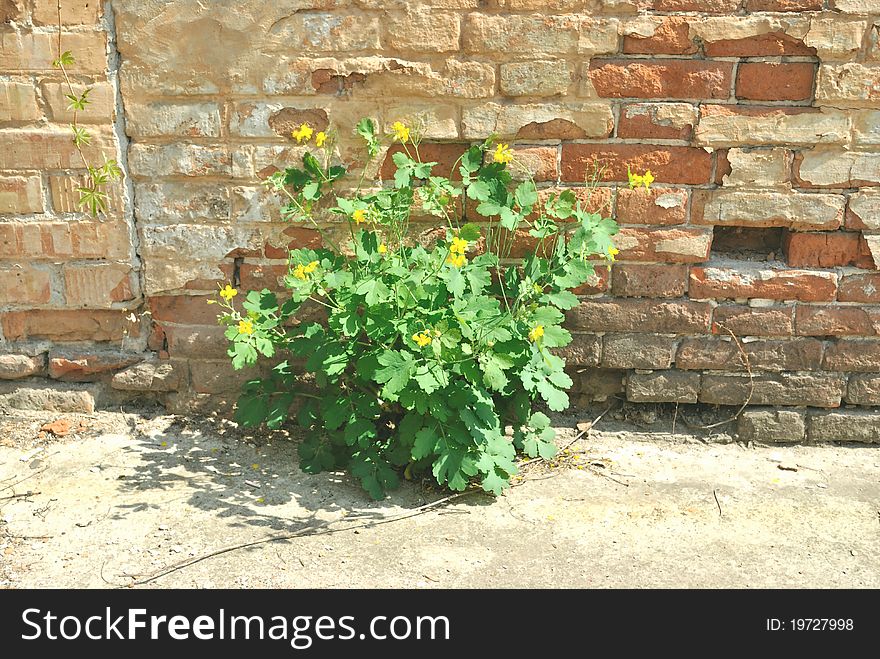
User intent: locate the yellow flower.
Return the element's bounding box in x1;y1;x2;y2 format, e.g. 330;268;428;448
238;319;254;335
219;283;237;302
304;260;319;274
528;325;545;342
642;170;655;190
378;243;387;254
606;246;620;262
391;121;410;143
315;131;327;147
493;143;513;165
352;209;367;224
450;236;469;255
446;252;467;268
412;332;432;347
292;123;313;143
292;264;307;280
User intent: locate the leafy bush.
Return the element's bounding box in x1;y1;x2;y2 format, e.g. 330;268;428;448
214;118;642;499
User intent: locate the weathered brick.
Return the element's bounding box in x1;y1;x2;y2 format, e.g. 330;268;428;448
803;18;867;62
700;372;846;408
1;0;25;23
381;143;467;181
623;17;696;55
652;0;740;9
111;359;185;392
720;149;791;189
611;263;688;298
48;351;141;382
554;334;601;367
0;80;40;121
737;409;806;444
128;143;231;178
561;144;713;185
33;0;101;24
853;111;880;146
796;306;880;337
566;299;712;333
0;266;51;305
63;263;135;307
690;266;838;302
0;175;43;213
462;102;613;140
847;191;880;231
627;370;700;404
808;411;880;443
190;359;256;394
736;63;815;102
615;188;687;226
677;336;824;371
589;60;733;100
162;325;230;359
49;174;124;215
383;10;460;52
616;103;697;141
0;384;95;413
463;14;617;55
0;220;131;259
41;81;114;123
0;354;45;380
271;13;380;52
136;182;231;224
838;273;880;303
510;146;558;182
125;101;222;138
796;150;880;188
845;374;880;405
783;232;872;269
602;333;676;369
0;31;106;72
823;339;880;372
744;0;822;9
149;295;225;326
0;309;137;342
695;106;850;147
614;227;712;264
693;191;844;231
816;64;880;108
712;306;795;337
500;61;573;97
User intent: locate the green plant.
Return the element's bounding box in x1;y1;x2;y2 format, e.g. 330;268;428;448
215;118;637;499
52;2;121;216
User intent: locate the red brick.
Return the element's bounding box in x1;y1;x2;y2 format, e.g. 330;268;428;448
571;264;610;296
536;187;614;218
838;273;880;303
510;146;558;182
611;263;688;298
381;143;467;181
690;266;838;302
150;295;228;325
561;144;713;185
48;352;141;382
565;298;712;333
703;33;815;57
678;337;824;371
783;232;874;269
823;340;880;372
712;305;795;336
0;266;51;305
736;63;815;102
0;128;115;170
238;263;287;291
0;309;138;342
590;60;733;100
744;0;823;10
715;150;732;185
623;17;697;56
615;227;712;263
616;103;696;141
796;306;880;336
616;188;688;226
0;221;131;260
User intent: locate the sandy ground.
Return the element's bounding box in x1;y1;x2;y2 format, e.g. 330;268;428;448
1;408;878;589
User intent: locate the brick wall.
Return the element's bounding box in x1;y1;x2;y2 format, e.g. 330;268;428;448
2;1;880;440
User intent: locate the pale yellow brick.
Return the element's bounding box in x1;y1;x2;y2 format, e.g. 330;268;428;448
63;263;134;307
722;149;791;189
0;31;107;73
0;175;43;214
41;81;115;123
32;0;101;25
49;174;123;216
0;81;41;122
383;10;460;52
0;128;116;170
0;266;52;305
817;64;880;108
500;60;573;97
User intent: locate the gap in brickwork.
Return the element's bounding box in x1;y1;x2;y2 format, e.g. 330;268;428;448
711;227;784;262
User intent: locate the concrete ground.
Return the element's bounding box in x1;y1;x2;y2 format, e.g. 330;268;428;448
1;408;878;588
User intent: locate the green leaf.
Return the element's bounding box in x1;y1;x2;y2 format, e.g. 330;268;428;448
459;222;481;242
515;180;538;209
480;353;510;392
536;380;570;412
374;350;416;398
467;180;491;202
350;452;399;500
459;146;483;176
432;448;478;492
299;435;337;473
344;418;376;447
413;427;438;460
529;412;551;430
499;206;520;231
356;117;379;157
355;277;391;305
